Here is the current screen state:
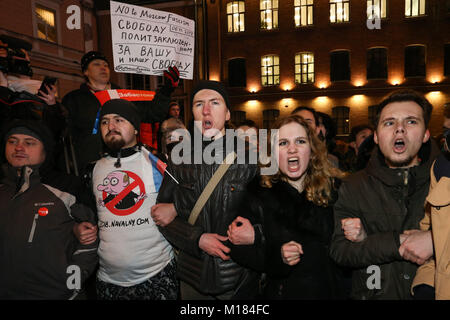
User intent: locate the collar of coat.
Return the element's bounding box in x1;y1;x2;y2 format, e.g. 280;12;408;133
1;163;41;196
366;139;440;188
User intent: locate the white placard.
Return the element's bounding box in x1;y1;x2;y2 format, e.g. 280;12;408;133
110;0;195;79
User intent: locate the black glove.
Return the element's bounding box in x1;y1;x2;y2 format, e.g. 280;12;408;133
413;284;435;300
160;66;180;96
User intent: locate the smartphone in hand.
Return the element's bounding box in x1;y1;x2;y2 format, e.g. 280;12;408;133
38;76;57;95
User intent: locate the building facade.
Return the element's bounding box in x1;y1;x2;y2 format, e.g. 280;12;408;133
2;0;449;139
0;0;98;98
204;0;450;138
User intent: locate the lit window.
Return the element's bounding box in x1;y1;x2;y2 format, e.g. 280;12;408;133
227;1;245;32
36;5;57;42
263;109;280;129
332;106;350;135
260;0;278;30
330;0;350;23
261;55;280;86
295;0;314;27
405;0;426;17
295;52;314;84
367;0;387;19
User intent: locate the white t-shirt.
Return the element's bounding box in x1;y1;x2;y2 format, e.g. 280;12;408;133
93;148;173;287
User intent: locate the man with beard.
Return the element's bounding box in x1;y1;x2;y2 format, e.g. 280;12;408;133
75;99;177;300
330;90;440;299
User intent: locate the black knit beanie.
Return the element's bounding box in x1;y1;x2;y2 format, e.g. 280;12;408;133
81;51;109;72
3;119;54;154
191;80;231;111
100;99;141;131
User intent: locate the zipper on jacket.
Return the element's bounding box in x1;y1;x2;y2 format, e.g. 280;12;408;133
403;169;409;186
28;213;39;243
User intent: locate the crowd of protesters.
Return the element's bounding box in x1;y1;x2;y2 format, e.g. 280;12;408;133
1;36;449;300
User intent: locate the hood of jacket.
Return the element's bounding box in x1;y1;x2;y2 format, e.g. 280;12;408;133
1;119;55;177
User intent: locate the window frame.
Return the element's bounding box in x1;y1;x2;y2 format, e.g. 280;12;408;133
294;0;314;27
404;44;426;78
330;50;351;82
329;0;350;24
261;54;280;87
228;58;247;87
405;0;426;17
263;109;280;129
295;52;315;84
444;43;450;77
367;0;388;20
260;0;279;30
34;2;60;44
227;1;246;33
332;106;350;136
231;110;247;126
367;47;388;80
368;105;378;127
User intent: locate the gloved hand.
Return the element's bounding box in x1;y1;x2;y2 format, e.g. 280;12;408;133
161;66;180;96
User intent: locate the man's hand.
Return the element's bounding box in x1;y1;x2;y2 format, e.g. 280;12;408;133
38;84;57;105
399;230;433;265
281;241;303;266
199;233;230;260
73;222;97;245
227;216;255;245
163;66;180;88
341;218;367;242
151;203;177;227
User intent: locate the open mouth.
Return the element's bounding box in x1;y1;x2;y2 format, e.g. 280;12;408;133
393;139;406;153
287;157;300;171
203;120;213;130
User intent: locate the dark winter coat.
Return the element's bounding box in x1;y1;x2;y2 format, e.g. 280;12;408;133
62;83;171;175
0;119;97;299
157;133;259;297
230;178;347;300
330;140;440;300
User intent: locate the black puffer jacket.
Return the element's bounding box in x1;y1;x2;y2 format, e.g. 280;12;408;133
230;178;348;300
330;140;440;300
62;83;171;175
157;133;259;296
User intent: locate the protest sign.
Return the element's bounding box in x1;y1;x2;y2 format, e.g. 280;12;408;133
110;0;195;79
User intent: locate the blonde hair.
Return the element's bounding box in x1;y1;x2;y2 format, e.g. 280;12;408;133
261;115;346;207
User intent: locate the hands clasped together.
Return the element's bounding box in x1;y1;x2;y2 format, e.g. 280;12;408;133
341;218;433;265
